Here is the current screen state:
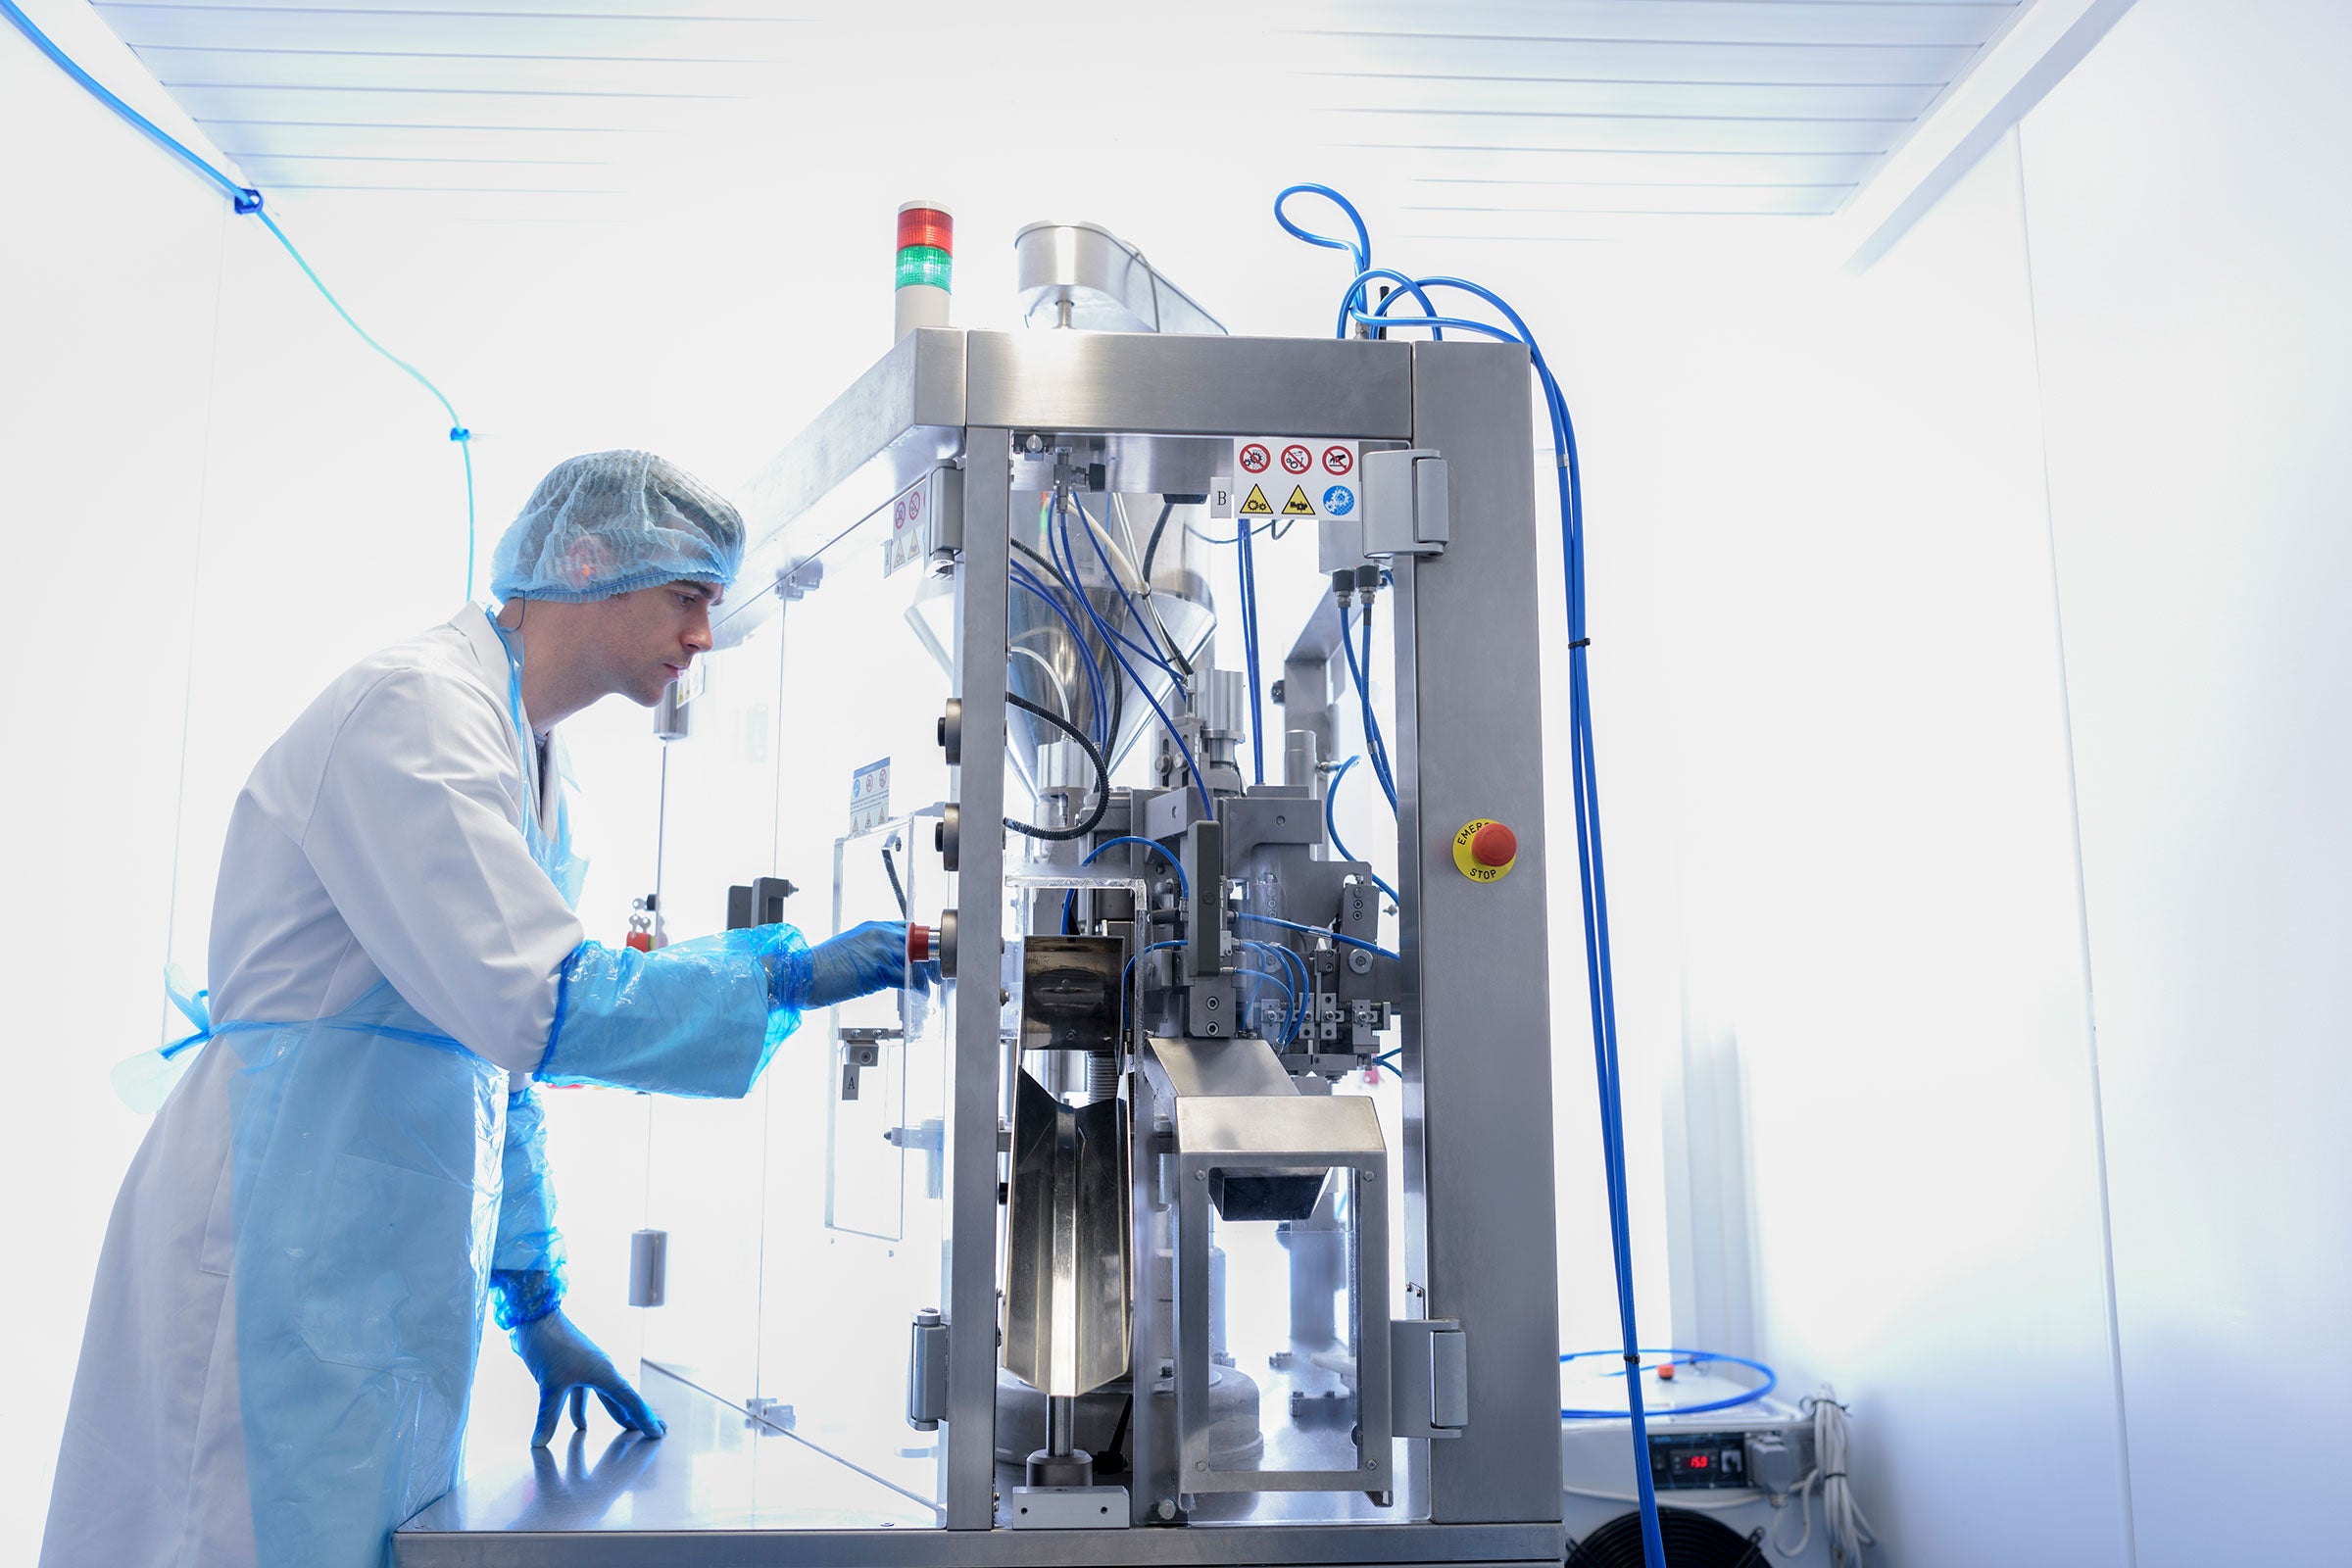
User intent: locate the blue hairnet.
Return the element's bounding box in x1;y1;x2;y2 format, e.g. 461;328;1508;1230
491;450;745;603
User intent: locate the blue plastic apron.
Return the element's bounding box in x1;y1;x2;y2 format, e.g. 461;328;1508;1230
129;621;585;1568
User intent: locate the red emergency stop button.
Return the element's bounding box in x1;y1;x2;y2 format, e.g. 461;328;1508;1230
907;924;937;964
1451;819;1518;882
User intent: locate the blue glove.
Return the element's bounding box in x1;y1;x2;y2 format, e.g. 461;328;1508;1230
511;1307;666;1446
801;920;936;1009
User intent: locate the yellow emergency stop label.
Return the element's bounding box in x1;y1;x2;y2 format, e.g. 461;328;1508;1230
1452;819;1515;882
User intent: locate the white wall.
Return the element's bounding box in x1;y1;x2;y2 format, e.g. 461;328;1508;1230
1;1;478;1550
1563;146;2132;1565
2021;1;2352;1560
1592;3;2352;1564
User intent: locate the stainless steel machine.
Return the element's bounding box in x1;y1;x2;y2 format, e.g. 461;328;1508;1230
398;228;1566;1567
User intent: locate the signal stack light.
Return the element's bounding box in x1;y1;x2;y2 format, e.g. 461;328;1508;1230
895;201;953;341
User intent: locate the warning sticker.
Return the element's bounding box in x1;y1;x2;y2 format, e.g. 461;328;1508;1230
1229;438;1359;523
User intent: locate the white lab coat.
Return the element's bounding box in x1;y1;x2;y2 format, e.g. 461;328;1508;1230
42;606;583;1568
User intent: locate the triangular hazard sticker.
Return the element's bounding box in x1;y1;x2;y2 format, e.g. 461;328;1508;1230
1240;484;1274;515
1282;485;1317;515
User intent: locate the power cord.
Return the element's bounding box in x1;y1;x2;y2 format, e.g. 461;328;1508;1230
1002;692;1109;841
1772;1386;1876;1567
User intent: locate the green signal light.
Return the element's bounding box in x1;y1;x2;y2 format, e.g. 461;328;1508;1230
895;245;953;291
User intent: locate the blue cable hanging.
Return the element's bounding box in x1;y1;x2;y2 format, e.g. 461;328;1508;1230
4;0;479;596
1274;181;1669;1568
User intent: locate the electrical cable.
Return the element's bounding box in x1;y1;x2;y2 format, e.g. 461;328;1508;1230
1120;939;1188;1027
1557;1349;1776;1419
1337;605;1399;811
1324;757;1402;906
1006;645;1075;724
1002;692;1109;842
1233;958;1295;1041
1050;495;1217;819
1279;186;1665;1568
1236;513;1267;786
1064;497;1184;682
1773;1387;1875;1568
1237;938;1310;1044
2;0;479;597
1111;494;1192;677
1061;834;1190;935
1186;519;1285;545
1357;601;1399;806
1007;565;1109;749
1139;500;1177;585
1234;910;1397;961
1085;835;1189;897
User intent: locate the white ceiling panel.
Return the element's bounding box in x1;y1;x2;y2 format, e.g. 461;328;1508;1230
157;82;760;130
199;119;656;159
127;43;781;94
89;0;2039;243
1293;75;1944;121
1315;111;1898;155
1278;32;1982;83
1274;1;2017;46
96;7;808;56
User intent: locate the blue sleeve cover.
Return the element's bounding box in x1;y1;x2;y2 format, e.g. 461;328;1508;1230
536;925;810;1100
488;1085;566;1329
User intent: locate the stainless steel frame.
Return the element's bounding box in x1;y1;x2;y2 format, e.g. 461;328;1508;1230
397;326;1564;1566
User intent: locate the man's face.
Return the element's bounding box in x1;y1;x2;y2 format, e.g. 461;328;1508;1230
590;580;721;706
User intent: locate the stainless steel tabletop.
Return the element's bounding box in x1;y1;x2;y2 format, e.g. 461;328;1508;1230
394;1365;1560;1566
395;1363;938;1547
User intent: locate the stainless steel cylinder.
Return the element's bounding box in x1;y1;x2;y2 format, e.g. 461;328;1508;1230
1285;728;1319;790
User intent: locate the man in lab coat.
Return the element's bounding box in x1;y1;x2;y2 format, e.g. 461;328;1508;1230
41;452;922;1568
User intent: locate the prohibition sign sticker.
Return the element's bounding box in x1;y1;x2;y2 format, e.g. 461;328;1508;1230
1281;444;1312;474
1322;446;1353;476
1238;443;1271;473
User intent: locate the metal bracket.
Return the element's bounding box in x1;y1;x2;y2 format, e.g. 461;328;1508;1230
906;1308;950;1430
839;1027;898;1100
1389;1318;1468;1439
1361;449;1450;559
1007;1484;1131;1530
627;1228;666;1307
745;1396;795;1435
726;876;798;931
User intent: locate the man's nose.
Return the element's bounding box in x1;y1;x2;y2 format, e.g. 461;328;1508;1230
683;611;713;653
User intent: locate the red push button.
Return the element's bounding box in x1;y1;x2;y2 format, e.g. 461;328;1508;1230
1471;822;1518;868
907;924;937;964
1451;818;1518;882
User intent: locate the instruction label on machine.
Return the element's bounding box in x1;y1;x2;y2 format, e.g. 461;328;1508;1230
1218;439;1358;523
883;476;937;577
850;758;891;835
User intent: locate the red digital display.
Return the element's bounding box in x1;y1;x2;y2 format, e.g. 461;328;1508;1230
1689;1454;1710;1469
